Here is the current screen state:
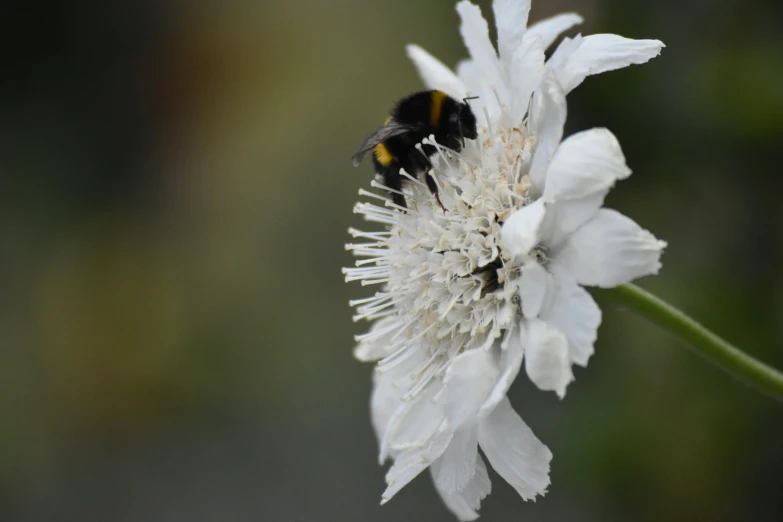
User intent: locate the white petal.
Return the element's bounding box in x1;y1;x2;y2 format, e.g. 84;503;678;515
440;348;499;430
527;71;566;194
500;198;546;258
432;455;492;521
549;33;665;94
370;370;403;460
456;58;499;127
525;318;573;398
477;397;551;500
480;323;525;416
546;35;581;74
554;208;666;288
456;59;479;91
354;343;386;362
492;0;531;63
508;33;545;127
431;426;479;493
455;59;490;127
539;192;606;248
543;127;631;203
457;1;508;109
407;44;469;100
383;382;445;458
527;13;583;50
540;268;602;366
382;426;454;504
520;260;551;318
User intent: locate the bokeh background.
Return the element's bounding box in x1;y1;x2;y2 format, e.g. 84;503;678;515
2;0;782;520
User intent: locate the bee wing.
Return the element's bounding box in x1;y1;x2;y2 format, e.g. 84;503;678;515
352;120;421;167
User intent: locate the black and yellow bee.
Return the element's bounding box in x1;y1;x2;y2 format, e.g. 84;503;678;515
352;90;478;210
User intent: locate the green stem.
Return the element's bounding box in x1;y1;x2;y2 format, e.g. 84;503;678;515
604;283;783;402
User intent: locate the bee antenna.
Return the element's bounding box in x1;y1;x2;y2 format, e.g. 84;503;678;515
463;96;480;104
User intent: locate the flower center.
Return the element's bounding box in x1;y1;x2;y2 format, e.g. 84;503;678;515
346;125;539;375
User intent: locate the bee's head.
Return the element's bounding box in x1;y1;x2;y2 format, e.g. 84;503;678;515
449;97;479;149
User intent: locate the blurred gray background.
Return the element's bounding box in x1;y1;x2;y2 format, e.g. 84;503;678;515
1;0;782;520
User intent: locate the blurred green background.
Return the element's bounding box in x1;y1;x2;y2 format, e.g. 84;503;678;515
1;0;782;520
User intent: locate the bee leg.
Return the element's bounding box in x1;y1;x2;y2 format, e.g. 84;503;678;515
425;170;447;213
383;170;407;211
392;191;408;210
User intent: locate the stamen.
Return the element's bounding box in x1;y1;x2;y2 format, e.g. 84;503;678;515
354;318;401;342
347;248;388;258
404;358;446;400
483;107;493;140
358;188;393;203
398;170;427;188
345;242;385;250
354;257;388;266
349;293;390;307
355;202;397;217
347;228;391;241
360;278;390;286
369;181;406;197
353;298;395;318
360;309;396;321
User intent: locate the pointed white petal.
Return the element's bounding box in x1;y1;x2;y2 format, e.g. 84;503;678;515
457;1;497;65
527;71;566;194
492;0;531;63
459;456;492;509
432;454;492;521
480;323;526;415
434;486;480;522
431;426;479;493
550;33;665;94
525;318;573;398
407;44;469;100
370;370;403;460
382;426;454;504
555;208;667;288
457;1;508;109
527;13;583;50
539;191;607;248
477;397;551;500
540;268;602;366
520;260;551;318
382;382;445;459
500;198;546;258
546;34;580;74
543;128;631;202
441;348;500;430
508;33;546;127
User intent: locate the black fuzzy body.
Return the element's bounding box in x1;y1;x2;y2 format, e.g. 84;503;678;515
354;90;478;209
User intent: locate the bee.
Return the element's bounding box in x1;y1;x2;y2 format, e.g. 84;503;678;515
352;90;478;210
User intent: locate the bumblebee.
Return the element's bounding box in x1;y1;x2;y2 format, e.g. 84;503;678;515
352;90;478;210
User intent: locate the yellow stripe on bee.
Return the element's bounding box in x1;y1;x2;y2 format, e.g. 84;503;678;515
374;143;393;166
430;90;447;126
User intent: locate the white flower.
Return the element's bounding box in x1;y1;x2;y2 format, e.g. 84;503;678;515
344;0;666;519
504;128;666;397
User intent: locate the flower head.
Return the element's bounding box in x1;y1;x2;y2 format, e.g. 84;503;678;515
344;1;665;519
